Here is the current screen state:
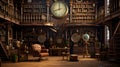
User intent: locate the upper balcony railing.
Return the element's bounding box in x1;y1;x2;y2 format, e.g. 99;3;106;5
0;0;21;24
96;8;120;25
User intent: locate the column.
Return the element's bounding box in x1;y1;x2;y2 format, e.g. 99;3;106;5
70;0;73;23
46;0;50;22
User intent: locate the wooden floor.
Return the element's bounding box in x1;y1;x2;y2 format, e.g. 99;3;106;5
1;56;120;67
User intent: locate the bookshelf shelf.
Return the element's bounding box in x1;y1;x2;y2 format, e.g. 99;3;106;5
72;1;95;24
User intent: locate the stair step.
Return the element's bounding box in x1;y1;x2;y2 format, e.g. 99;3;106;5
0;43;9;60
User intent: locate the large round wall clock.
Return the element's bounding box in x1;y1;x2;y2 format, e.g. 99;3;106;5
50;1;68;18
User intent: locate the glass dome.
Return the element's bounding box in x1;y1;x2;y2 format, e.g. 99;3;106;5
82;33;90;41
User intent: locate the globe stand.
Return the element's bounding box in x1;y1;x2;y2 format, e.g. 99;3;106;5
83;41;89;58
82;33;90;58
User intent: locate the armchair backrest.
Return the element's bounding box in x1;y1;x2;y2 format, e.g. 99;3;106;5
32;44;49;57
32;44;41;52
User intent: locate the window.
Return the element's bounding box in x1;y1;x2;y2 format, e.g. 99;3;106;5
105;26;110;48
106;26;110;40
106;0;110;14
105;0;110;16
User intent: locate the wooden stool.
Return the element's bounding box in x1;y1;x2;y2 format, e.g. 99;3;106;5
95;53;100;61
70;54;78;61
62;52;70;60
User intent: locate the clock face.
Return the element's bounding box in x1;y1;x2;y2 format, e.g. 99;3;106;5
51;1;68;18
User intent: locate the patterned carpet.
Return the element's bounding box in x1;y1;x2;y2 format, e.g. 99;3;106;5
1;56;120;67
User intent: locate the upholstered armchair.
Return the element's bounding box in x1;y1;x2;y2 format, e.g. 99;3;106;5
32;44;49;59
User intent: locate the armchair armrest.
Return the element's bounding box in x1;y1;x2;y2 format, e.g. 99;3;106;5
41;49;49;52
40;49;49;57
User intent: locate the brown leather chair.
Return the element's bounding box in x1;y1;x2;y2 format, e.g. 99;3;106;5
32;44;49;59
62;48;70;60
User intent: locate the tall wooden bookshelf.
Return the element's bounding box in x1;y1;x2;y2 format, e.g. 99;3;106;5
72;1;95;24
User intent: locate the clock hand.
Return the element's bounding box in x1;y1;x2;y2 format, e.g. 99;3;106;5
54;9;59;11
54;8;62;11
59;1;60;10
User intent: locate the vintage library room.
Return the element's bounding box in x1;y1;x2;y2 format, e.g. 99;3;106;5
0;0;120;67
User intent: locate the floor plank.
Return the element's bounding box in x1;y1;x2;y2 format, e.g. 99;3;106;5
1;56;120;67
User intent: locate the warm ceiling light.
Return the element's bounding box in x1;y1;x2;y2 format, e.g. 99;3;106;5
44;22;53;26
